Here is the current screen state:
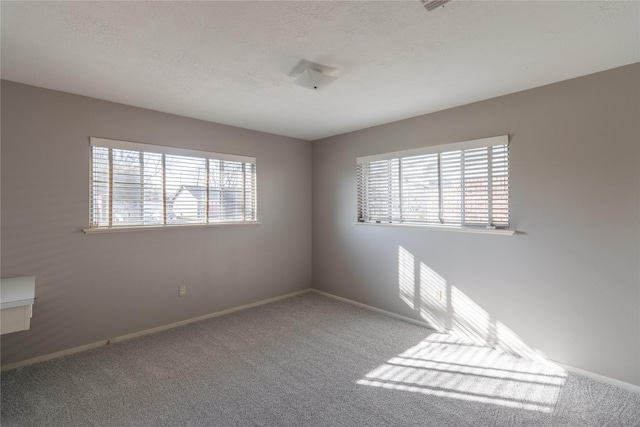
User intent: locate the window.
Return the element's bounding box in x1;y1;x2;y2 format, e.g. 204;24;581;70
357;135;509;229
89;137;256;230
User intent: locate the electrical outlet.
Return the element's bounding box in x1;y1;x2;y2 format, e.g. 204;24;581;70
178;285;186;297
435;290;442;301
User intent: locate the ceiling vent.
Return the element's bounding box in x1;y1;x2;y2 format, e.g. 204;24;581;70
422;0;452;12
289;60;338;90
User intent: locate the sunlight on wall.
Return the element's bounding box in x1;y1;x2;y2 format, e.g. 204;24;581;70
357;334;567;413
398;246;547;362
450;285;491;347
398;247;415;309
495;321;545;361
418;261;447;332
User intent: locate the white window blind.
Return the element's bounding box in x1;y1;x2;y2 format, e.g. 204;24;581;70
357;136;509;229
90;138;256;229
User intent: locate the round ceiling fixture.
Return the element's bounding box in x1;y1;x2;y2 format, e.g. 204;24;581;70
289;60;338;90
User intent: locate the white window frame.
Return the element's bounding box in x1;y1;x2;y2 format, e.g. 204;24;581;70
356;135;513;235
84;137;258;234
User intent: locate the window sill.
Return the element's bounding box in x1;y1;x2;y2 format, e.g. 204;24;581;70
353;222;516;235
82;222;261;234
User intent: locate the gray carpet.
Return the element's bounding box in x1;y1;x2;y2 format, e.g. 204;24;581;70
2;292;639;426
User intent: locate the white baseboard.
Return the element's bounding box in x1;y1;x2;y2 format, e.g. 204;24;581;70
1;340;110;372
311;289;438;330
109;288;311;344
312;289;640;395
1;288;312;372
554;361;640;394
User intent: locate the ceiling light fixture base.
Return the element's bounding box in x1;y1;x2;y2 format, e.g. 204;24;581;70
422;0;452;12
289;60;338;90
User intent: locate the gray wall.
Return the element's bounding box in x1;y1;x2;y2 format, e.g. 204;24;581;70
312;64;640;386
3;64;639;387
1;81;312;365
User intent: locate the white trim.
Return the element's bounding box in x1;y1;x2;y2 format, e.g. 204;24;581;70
1;288;311;372
0;340;109;372
553;361;640;394
357;135;508;164
310;289;439;330
353;222;515;235
83;221;261;234
90;137;256;163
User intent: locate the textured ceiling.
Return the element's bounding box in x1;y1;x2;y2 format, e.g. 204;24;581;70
1;1;638;140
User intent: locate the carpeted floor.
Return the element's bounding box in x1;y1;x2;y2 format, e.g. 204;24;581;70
2;292;639;426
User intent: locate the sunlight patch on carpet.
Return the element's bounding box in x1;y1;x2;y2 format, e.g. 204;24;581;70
357;334;567;413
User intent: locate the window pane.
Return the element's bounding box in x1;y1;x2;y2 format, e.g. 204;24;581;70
91;147;110;226
112;149;144;226
364;159;400;222
492;144;509;227
142;153;163;225
441;150;462;225
401;154;439;223
166;155;207;224
222;160;244;221
463;147;489;225
357;163;368;222
209;159;246;222
244;163;256;221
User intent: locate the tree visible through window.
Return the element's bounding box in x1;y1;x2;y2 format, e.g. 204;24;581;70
357;136;509;229
90;138;256;229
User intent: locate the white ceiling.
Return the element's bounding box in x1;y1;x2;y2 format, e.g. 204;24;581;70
2;1;638;141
